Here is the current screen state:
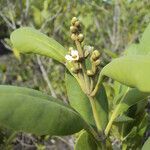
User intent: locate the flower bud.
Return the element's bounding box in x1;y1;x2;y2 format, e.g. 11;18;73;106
87;70;94;76
75;21;80;27
71;34;76;41
78;34;84;42
70;26;77;33
71;17;78;25
91;50;100;61
94;59;101;66
84;50;90;58
93;50;100;57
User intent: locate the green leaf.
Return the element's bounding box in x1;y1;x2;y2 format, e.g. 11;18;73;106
65;72;108;130
124;44;140;56
114;115;134;123
75;130;98;150
113;81;128;105
138;113;148;136
93;24;150;95
65;71;95;126
105;88;149;135
123;126;137;141
95;85;108;130
0;85;85;136
10;27;67;63
0;85;50;100
113;88;148;120
142;138;150;150
101;55;150;92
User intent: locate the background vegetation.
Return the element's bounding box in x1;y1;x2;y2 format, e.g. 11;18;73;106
0;0;150;149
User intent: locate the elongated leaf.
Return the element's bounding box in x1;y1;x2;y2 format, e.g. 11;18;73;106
65;71;95;126
106;88;149;134
142;138;150;150
115;88;148;118
0;85;85;136
0;85;50;100
101;55;150;92
95;85;108;130
0;85;67;107
75;130;98;150
123;126;137;141
10;27;67;63
138;114;148;136
114;115;134;123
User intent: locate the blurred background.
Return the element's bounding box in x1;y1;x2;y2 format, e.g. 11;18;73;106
0;0;150;149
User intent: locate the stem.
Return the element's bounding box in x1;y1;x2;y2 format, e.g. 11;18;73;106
85;123;106;150
75;40;84;57
105;107;119;136
89;77;94;92
75;40;90;94
91;74;103;97
105;88;130;136
88;96;102;132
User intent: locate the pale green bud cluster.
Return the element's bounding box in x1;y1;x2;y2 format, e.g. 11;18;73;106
66;17;101;77
87;50;101;76
70;17;84;43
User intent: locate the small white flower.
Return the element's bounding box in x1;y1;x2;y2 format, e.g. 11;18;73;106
84;45;94;52
65;50;79;62
65;55;74;61
70;50;78;57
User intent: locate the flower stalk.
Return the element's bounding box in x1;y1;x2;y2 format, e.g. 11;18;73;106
65;17;106;145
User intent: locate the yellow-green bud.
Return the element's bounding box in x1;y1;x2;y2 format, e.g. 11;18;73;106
94;59;101;66
91;50;100;61
71;17;78;25
93;50;100;57
75;21;80;27
84;50;90;58
70;26;77;33
78;34;84;42
71;34;76;41
87;70;94;76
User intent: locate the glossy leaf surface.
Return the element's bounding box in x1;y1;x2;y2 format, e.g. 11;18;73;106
0;85;85;136
10;27;67;63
